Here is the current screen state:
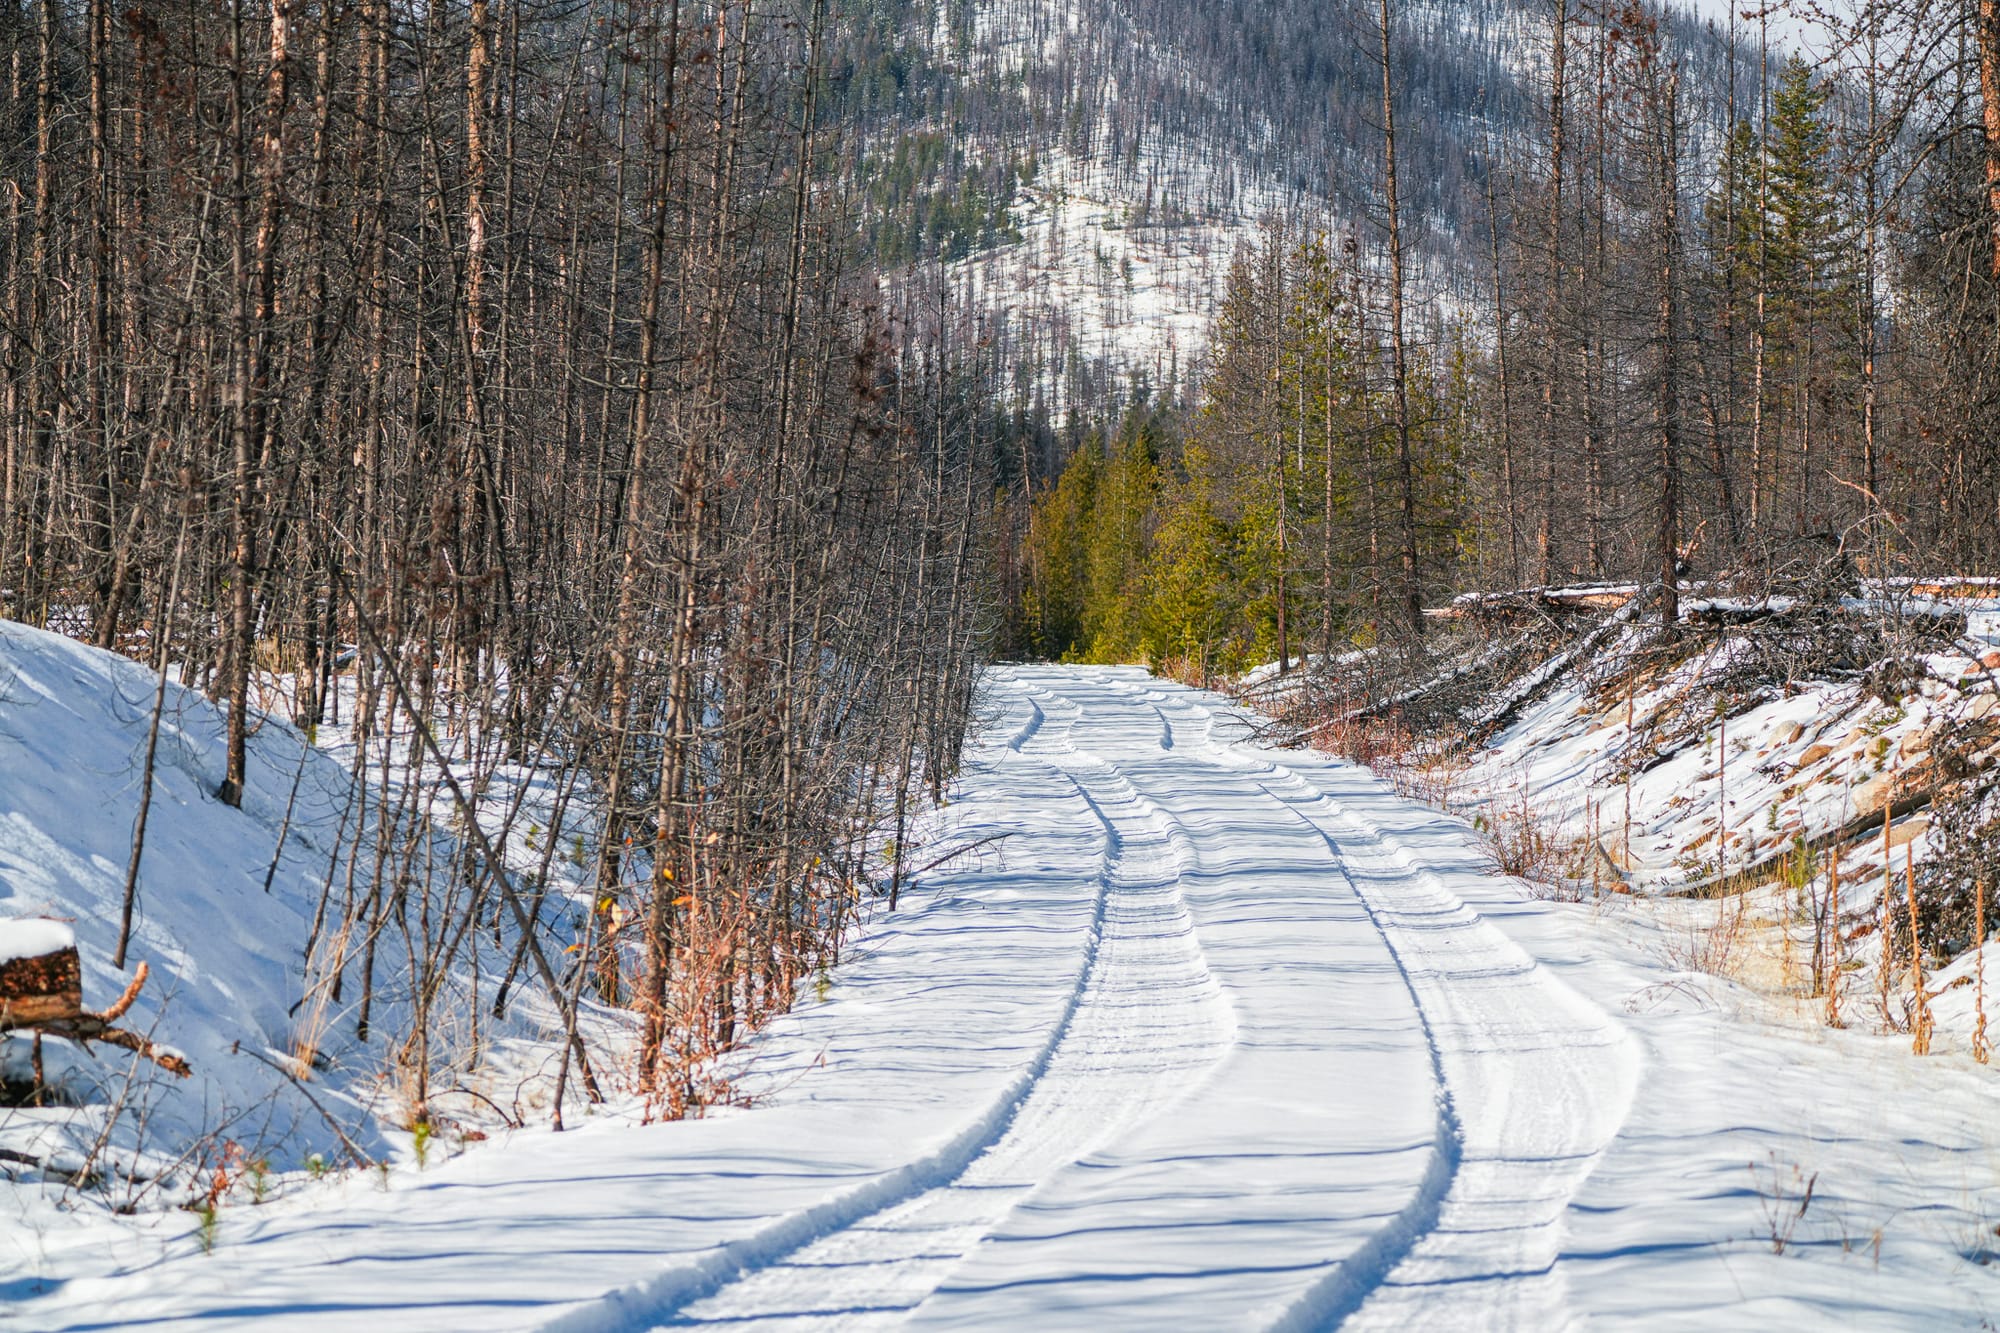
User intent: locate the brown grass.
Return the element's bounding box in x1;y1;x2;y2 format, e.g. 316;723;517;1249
1662;892;1751;978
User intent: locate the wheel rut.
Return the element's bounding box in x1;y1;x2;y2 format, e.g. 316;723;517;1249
1106;675;1636;1330
653;677;1233;1330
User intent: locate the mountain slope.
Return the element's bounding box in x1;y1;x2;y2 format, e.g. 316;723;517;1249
841;0;1762;406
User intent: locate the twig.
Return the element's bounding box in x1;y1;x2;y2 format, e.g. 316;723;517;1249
99;962;148;1023
431;1082;524;1129
903;833;1011;881
232;1042;373;1168
262;736;314;895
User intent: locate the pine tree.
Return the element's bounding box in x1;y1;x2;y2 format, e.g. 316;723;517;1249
1762;58;1856;534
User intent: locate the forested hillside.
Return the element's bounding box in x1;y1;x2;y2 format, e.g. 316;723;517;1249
0;0;991;1127
1005;0;2000;677
832;0;1759;430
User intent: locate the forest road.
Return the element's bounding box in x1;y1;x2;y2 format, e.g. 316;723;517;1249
639;665;1638;1331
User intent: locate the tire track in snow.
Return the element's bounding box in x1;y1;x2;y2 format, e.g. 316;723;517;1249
574;674;1234;1332
551;669;1625;1332
1238;786;1462;1332
1012;678;1081;759
538;678;1111;1333
655;782;1231;1326
1135;677;1636;1329
1002;694;1044;751
1084;672;1462;1330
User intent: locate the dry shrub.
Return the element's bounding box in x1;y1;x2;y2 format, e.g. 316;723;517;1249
1479;801;1569;880
290;922;352;1076
1912;776;2000;959
1315;711;1419;770
1662;894;1750;977
1307;709;1463;807
1472;778;1596;899
641;896;757;1122
1155;653;1217;690
1750;1152;1818;1255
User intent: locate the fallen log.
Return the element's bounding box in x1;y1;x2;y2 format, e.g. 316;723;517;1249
1669;784;1946;901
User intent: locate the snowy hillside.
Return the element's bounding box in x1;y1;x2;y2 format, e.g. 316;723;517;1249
1243;586;2000;1062
1453;607;2000;1053
0;621;618;1228
859;0;1763;403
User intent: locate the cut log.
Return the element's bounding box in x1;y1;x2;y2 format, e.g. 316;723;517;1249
0;921;190;1077
0;921;82;1028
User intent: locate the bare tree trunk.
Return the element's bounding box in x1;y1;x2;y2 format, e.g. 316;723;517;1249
117;528;188;970
85;0;118;647
1980;0;2000;277
1749;13;1770;548
1378;0;1422;639
1538;0;1568;585
1322;256;1339;658
1484;142;1521;589
1656;71;1683;631
1713;12;1744;553
219;0;261;808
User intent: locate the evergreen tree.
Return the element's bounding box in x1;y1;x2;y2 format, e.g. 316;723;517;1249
1081;415;1162;661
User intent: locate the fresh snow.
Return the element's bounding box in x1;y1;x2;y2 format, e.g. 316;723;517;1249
6;663;2000;1326
0;616;413;1190
0;918;74;968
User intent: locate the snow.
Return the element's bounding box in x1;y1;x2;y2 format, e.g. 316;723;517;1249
1967;610;2000;644
1437;617;1997;944
5;662;1998;1325
0;618;619;1247
0;616;404;1191
1681;0;1828;57
913;0;1765;412
0;918;74;968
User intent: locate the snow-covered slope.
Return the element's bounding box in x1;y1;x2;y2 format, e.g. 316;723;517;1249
1433;617;2000;1049
0;620;603;1235
0;619;405;1189
870;0;1761;402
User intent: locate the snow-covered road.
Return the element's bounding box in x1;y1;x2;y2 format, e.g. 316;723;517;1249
650;666;1636;1329
17;665;2000;1329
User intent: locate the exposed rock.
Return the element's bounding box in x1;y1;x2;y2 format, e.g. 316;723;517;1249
1852;772;1898;817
